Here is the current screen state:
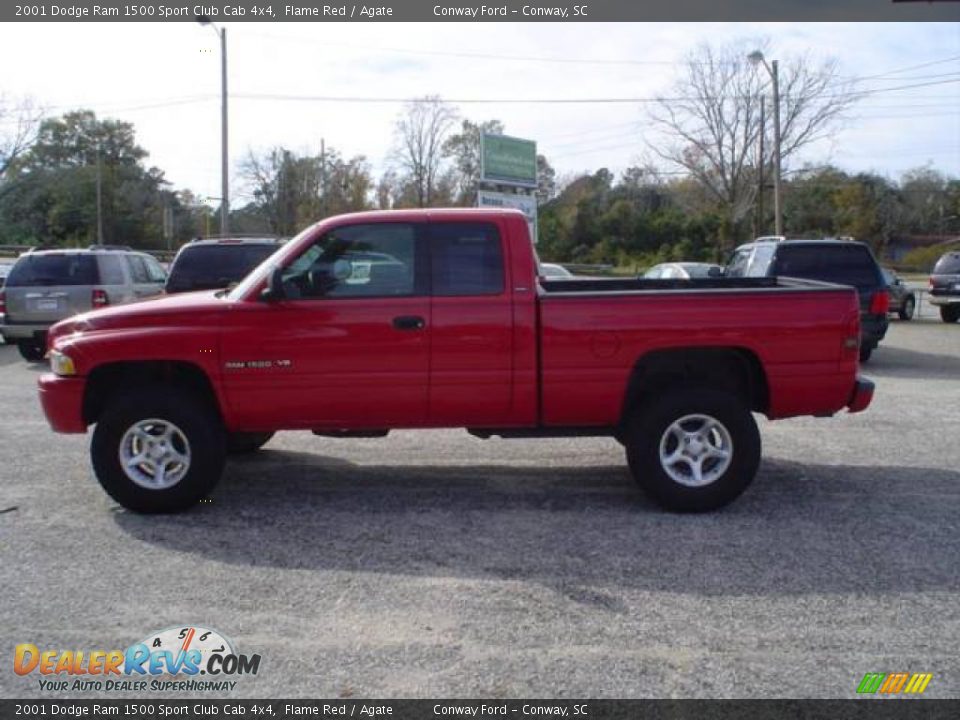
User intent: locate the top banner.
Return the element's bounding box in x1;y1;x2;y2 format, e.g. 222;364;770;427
5;0;960;22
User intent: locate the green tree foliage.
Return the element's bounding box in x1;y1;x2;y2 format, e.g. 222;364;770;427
0;110;176;247
239;145;374;235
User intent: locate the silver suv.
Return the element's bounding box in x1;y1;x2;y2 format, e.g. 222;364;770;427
0;246;167;362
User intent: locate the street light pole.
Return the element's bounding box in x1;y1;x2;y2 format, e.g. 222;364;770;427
197;16;229;237
749;51;783;237
770;59;782;237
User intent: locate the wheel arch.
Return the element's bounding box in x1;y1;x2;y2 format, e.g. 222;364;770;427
82;360;224;427
619;346;770;427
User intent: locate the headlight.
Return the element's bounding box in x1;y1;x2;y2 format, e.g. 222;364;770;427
49;350;76;376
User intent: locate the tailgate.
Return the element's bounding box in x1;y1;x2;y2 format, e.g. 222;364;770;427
5;285;91;324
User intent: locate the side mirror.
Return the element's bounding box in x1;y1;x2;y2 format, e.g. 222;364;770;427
260;266;285;301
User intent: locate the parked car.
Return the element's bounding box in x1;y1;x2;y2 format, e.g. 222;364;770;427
726;239;889;362
39;209;872;515
644;262;722;279
882;268;916;321
165;237;283;294
539;262;574;279
0;247;166;362
928;250;960;324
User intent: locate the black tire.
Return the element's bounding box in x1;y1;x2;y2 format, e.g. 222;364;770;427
17;339;46;362
859;345;873;363
898;296;915;321
227;431;274;454
941;305;960;324
91;386;226;513
624;387;760;513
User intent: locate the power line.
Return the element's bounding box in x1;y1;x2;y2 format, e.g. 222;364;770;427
230;77;960;106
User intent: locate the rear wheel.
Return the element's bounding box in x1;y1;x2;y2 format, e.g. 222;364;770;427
17;339;46;362
91;386;226;513
941;305;960;324
624;387;760;512
898;296;915;321
859;345;873;363
227;431;274;454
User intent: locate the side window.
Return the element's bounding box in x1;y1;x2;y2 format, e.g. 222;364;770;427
98;255;126;285
280;223;419;300
746;245;775;277
725;249;752;278
430;222;504;296
143;256;167;283
125;255;150;283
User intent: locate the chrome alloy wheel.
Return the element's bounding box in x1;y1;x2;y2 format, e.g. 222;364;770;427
118;418;191;490
658;413;733;487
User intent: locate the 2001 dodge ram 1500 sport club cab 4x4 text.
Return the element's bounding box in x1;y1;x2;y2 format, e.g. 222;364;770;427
37;209;874;514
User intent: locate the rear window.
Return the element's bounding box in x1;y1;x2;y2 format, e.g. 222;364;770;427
6;254;99;287
166;244;278;291
772;244;882;289
430;223;504;296
933;253;960;274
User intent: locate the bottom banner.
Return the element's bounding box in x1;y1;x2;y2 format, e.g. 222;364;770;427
2;700;960;720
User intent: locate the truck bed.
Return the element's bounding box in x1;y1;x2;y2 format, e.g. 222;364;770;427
539;275;839;295
536;275;862;426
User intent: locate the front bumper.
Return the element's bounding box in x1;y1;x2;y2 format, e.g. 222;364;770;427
37;373;88;433
847;377;874;414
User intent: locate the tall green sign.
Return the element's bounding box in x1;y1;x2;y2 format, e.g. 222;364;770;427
481;133;538;188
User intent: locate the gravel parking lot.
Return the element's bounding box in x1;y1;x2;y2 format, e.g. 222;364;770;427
1;306;958;699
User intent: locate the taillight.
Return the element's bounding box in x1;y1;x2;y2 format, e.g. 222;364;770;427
91;289;109;308
0;290;5;315
869;290;889;315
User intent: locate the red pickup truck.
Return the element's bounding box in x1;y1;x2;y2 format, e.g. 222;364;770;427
38;209;873;514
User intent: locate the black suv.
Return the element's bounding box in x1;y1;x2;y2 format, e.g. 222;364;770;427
929;250;960;324
726;239;889;362
165;237;283;294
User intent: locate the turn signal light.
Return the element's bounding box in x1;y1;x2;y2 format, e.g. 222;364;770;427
869;290;889;315
91;289;109;308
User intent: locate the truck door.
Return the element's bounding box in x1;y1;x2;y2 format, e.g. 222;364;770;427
427;221;514;425
220;221;431;429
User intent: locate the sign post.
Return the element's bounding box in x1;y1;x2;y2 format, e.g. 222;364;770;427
479;133;539;243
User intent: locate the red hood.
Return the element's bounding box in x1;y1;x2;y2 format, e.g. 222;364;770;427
48;290;228;341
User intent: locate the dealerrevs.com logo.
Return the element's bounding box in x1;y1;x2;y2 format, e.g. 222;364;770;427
14;626;261;693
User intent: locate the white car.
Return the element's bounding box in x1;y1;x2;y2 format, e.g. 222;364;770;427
539;263;574;279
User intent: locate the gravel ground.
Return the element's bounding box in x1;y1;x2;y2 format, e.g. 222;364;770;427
1;307;958;699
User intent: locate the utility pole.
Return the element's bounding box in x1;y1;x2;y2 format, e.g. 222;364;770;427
320;137;327;217
771;59;783;237
748;51;783;237
96;142;104;245
757;96;765;235
219;26;229;237
196;16;229;237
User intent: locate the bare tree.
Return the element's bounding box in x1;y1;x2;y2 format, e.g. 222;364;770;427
647;39;855;246
0;95;43;178
390;96;458;207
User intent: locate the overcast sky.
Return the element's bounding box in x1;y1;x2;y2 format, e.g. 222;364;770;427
2;21;958;205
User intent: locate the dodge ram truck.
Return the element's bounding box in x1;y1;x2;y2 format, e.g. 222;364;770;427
38;209;874;514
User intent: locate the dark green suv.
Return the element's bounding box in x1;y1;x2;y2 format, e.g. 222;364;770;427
726;239;889;362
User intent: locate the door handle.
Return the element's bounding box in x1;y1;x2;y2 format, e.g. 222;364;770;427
392;315;426;331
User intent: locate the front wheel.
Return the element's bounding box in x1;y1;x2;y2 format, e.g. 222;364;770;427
941;305;960;324
624;388;760;512
17;339;46;362
91;386;226;513
898;296;915;321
